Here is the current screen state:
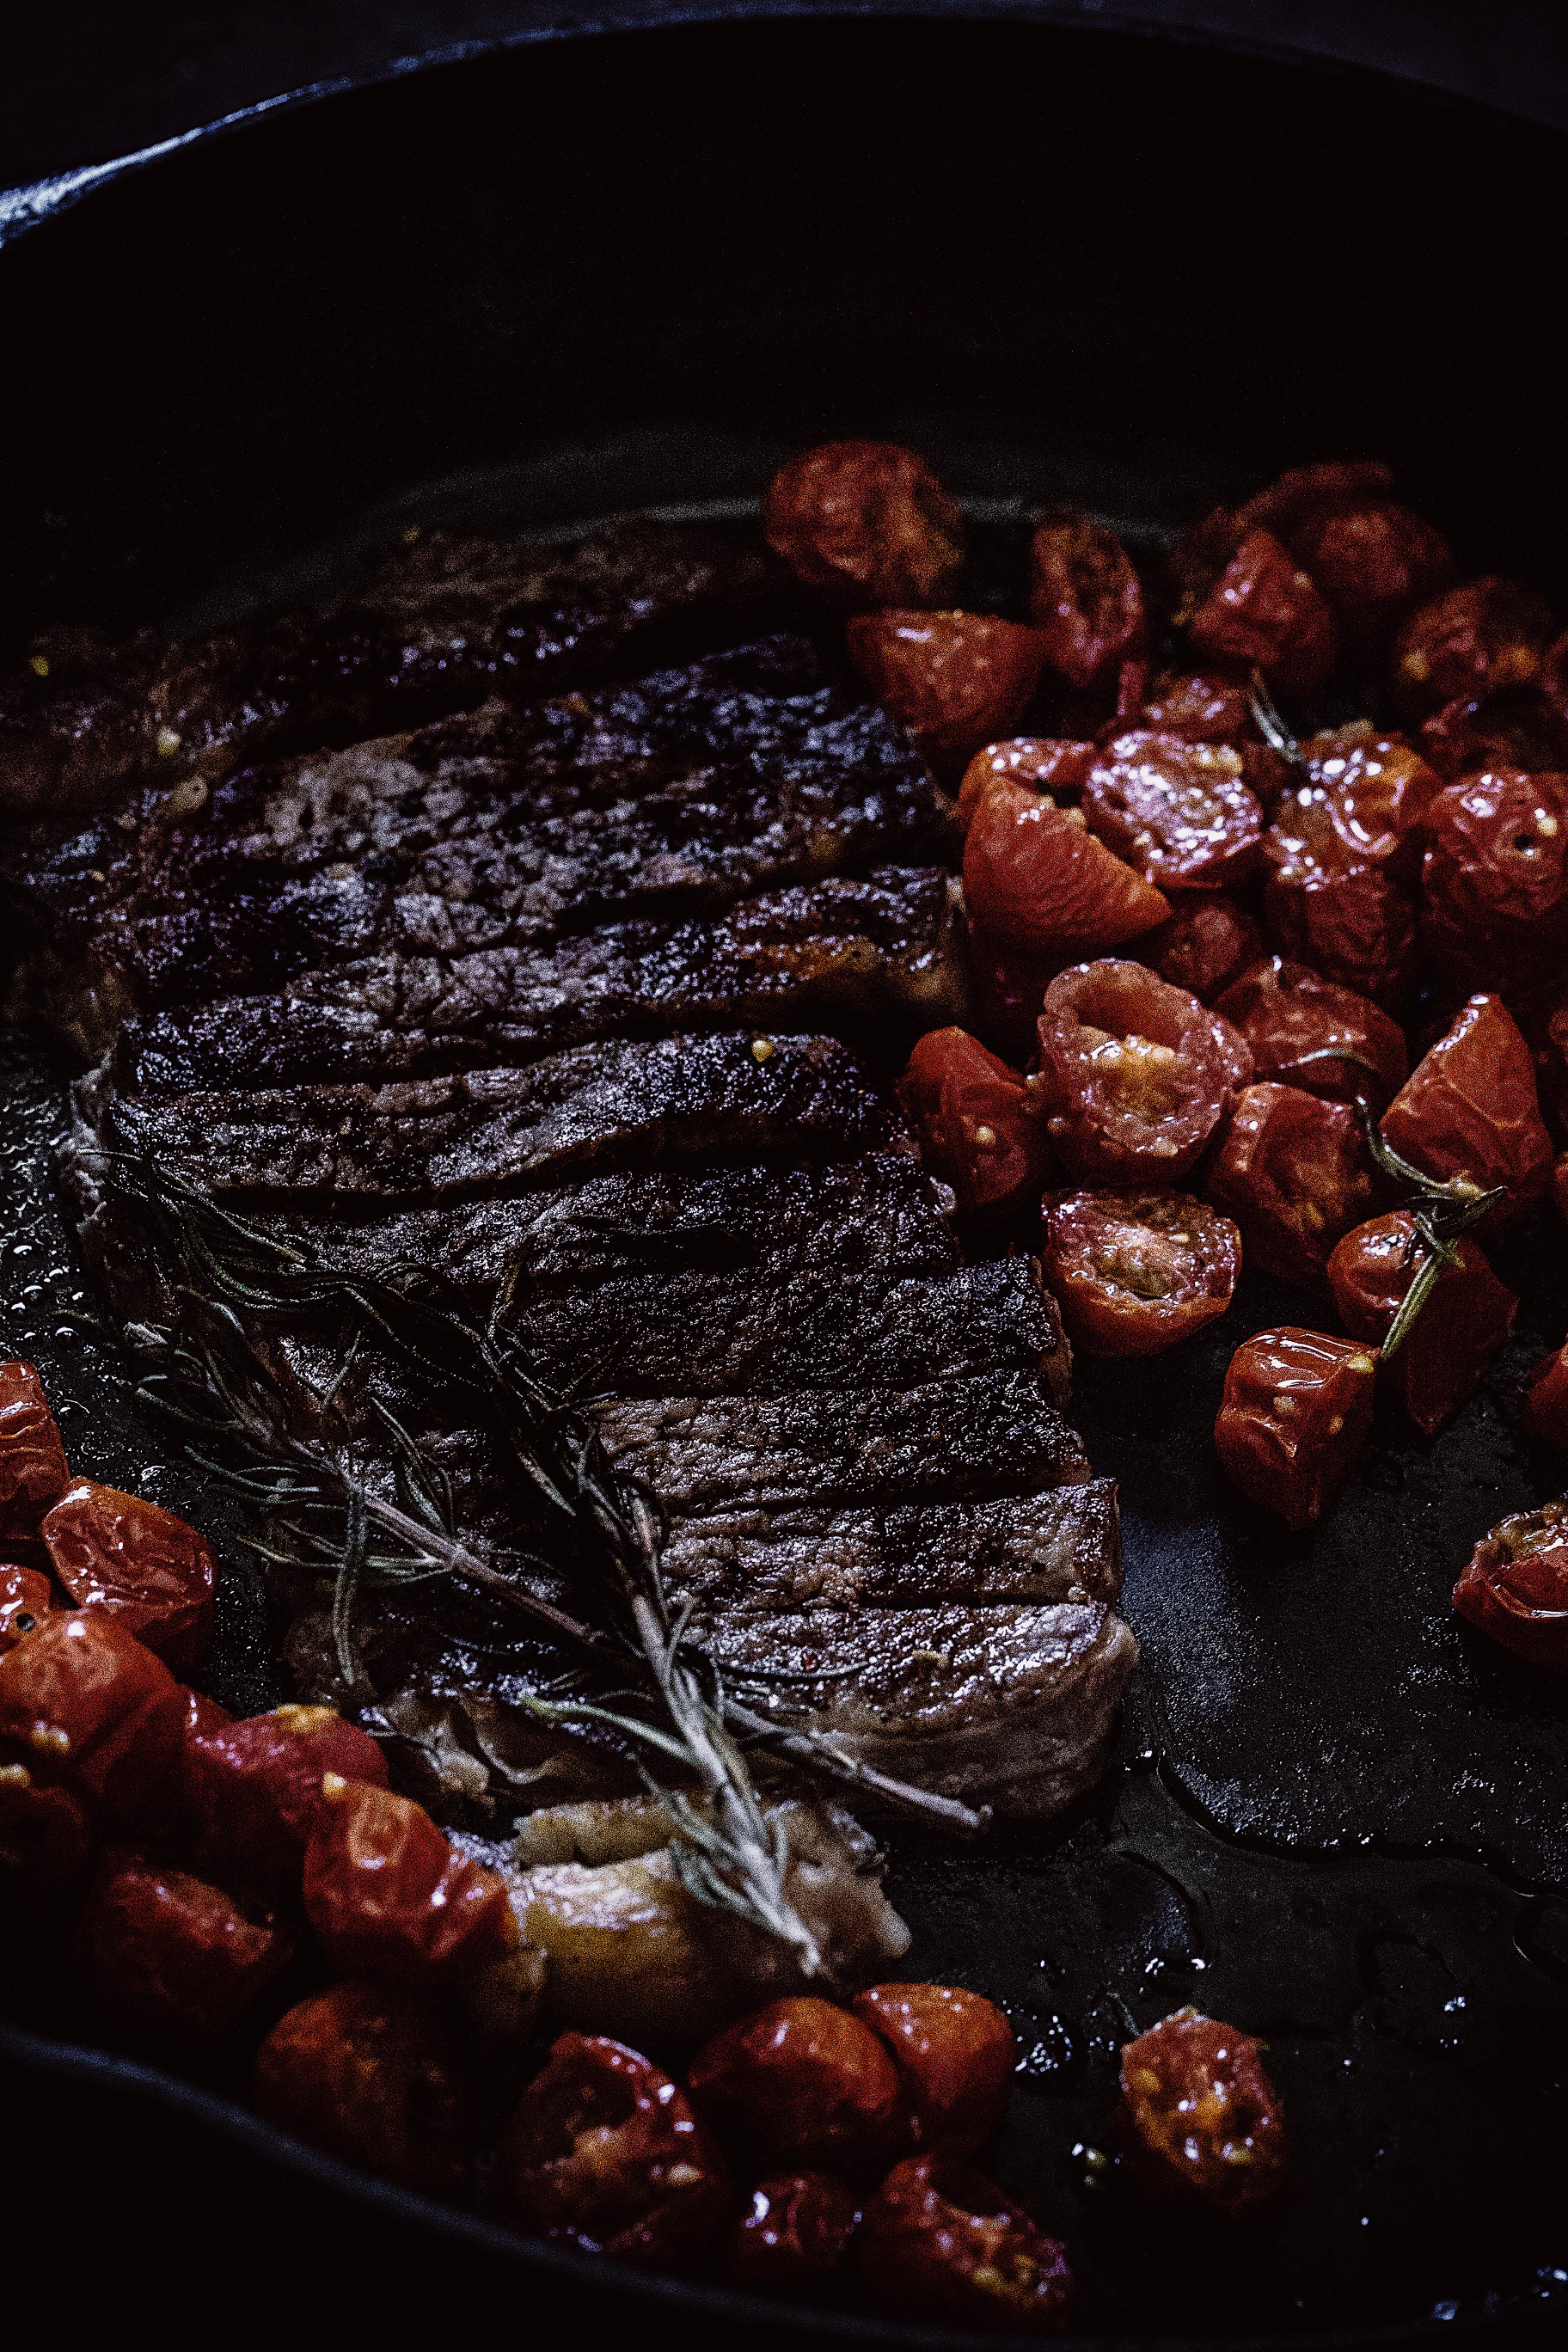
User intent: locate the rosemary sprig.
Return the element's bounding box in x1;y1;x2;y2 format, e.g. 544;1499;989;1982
1248;666;1309;774
1355;1111;1507;1360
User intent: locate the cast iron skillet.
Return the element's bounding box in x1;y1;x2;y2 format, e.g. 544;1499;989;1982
2;15;1566;2344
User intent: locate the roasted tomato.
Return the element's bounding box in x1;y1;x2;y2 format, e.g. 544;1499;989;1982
1206;1083;1380;1290
499;2031;732;2269
1136;667;1254;746
1186;530;1338;697
0;1612;184;1827
852;1982;1014;2156
1294;723;1443;874
847;612;1045;779
729;2172;861;2297
74;1847;291;2053
898;1027;1052;1220
762;442;964;610
303;1776;518;1982
1118;2006;1289;2219
1081;732;1262;891
856;2155;1073;2334
1034;960;1251;1184
1452;1500;1568;1673
1521;1341;1568;1447
178;1684;232;1743
688;1994;903;2177
40;1481;215;1675
1381;995;1554;1222
1028;514;1146;694
1040;1191;1240;1357
1289;499;1454;655
1213;959;1407;1107
183;1702;389;1896
1142;897;1265;1004
0;1563;54;1656
0;1361;70;1543
1234;458;1395;543
1262;857;1418;1012
255;1978;477;2196
1326;1212;1517;1436
0;1765;93;1925
962;775;1169;958
1418;769;1568;997
1417;692;1568;783
1392;577;1556;718
954;737;1098;830
1214;1327;1378;1528
968;932;1061;1063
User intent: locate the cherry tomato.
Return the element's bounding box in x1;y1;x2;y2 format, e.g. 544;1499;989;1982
1213;958;1407;1107
1418;770;1568;998
1142;897;1265;1004
1261;856;1418;1012
40;1481;215;1675
500;2030;732;2269
1381;994;1554;1223
0;1563;55;1656
1326;1212;1517;1436
74;1847;291;2053
1452;1500;1568;1673
1214;1326;1378;1528
1521;1340;1568;1447
856;2155;1073;2334
1035;960;1251;1184
1417;692;1568;783
0;1764;93;1926
1028;515;1146;694
0;1361;70;1543
178;1684;232;1742
1039;1191;1240;1358
847;612;1046;779
968;931;1061;1063
953;738;1098;831
1295;723;1443;874
1514;979;1568;1141
1136;666;1255;746
688;1994;903;2177
1392;577;1556;718
728;2172;861;2297
852;1982;1014;2155
897;1027;1051;1222
1206;1082;1380;1290
0;1612;184;1827
184;1702;389;1896
303;1776;518;1982
1186;530;1338;696
762;442;964;609
255;1978;477;2196
1118;2006;1288;2219
963;774;1171;959
1233;458;1395;543
1288;499;1454;655
1081;732;1262;891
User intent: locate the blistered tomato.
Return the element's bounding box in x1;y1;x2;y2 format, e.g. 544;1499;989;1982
729;2172;861;2297
1417;693;1568;784
1418;770;1568;998
183;1702;389;1896
963;777;1169;958
1522;1341;1568;1447
1118;2006;1288;2218
1392;577;1556;718
1289;499;1454;655
1082;732;1262;891
1136;667;1255;745
256;1978;477;2196
1234;458;1396;543
688;1994;903;2177
1186;530;1338;696
953;738;1098;830
1035;960;1251;1184
762;442;964;609
303;1776;518;1982
0;1612;184;1827
1326;1212;1517;1436
0;1563;54;1655
856;2155;1073;2333
1213;959;1407;1106
847;612;1045;778
1452;1501;1568;1672
41;1481;215;1675
75;1847;291;2052
1215;1327;1378;1528
897;1026;1051;1220
1206;1082;1380;1289
1260;787;1420;1010
1293;723;1443;874
0;1361;70;1543
1381;995;1554;1222
1028;514;1146;694
852;1982;1015;2155
1142;897;1265;1003
1040;1191;1240;1357
0;1764;93;1924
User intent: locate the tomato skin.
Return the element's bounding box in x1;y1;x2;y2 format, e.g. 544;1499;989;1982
1214;1327;1379;1529
1296;723;1443;875
255;1977;477;2196
1040;1191;1240;1357
954;738;1097;831
1028;515;1146;693
74;1846;291;2052
1289;499;1454;655
1081;732;1262;891
1118;2006;1288;2219
1381;994;1554;1223
0;1361;70;1543
1213;958;1407;1107
963;775;1170;958
762;442;964;610
1418;770;1568;998
1521;1343;1568;1447
1452;1501;1568;1673
1326;1212;1517;1437
1417;692;1568;784
1136;666;1255;746
1262;857;1418;1012
0;1766;93;1925
847;612;1045;779
184;1703;389;1896
303;1777;518;1982
40;1481;215;1675
0;1563;55;1656
1234;458;1395;543
0;1612;184;1827
1142;897;1265;1004
178;1685;232;1742
1187;530;1338;697
1392;577;1556;718
897;1027;1051;1221
500;2031;732;2269
688;1994;903;2177
852;1983;1014;2156
728;2172;861;2296
1035;960;1251;1185
1207;1083;1380;1290
856;2154;1073;2334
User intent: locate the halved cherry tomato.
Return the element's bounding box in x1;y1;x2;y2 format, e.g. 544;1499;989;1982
1392;577;1556;718
500;2030;732;2268
1381;995;1554;1223
1326;1212;1517;1436
1294;723;1443;874
1452;1500;1568;1673
41;1481;215;1675
1289;499;1454;656
763;442;964;610
1081;732;1261;891
1040;1191;1240;1357
847;612;1045;779
74;1847;291;2052
1206;1082;1380;1290
968;931;1061;1063
0;1763;93;1926
1186;530;1338;696
688;1994;902;2177
0;1361;70;1543
1118;2006;1288;2219
1262;856;1418;1011
1521;1341;1568;1447
184;1702;389;1896
1028;515;1146;694
0;1612;184;1827
852;1982;1014;2156
1142;897;1265;1004
729;2172;861;2297
1418;769;1568;998
1035;960;1251;1184
1417;692;1568;783
303;1776;518;1982
0;1563;54;1656
962;775;1169;957
1136;666;1254;746
1213;958;1407;1106
255;1978;477;2196
856;2155;1073;2334
897;1027;1051;1221
953;738;1097;831
1214;1326;1379;1528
